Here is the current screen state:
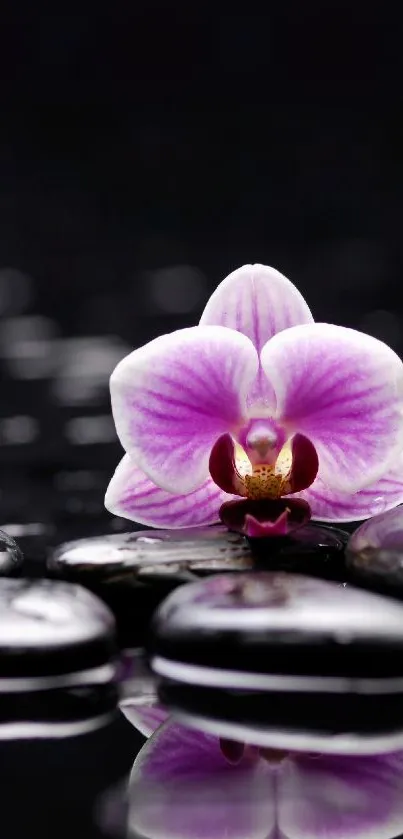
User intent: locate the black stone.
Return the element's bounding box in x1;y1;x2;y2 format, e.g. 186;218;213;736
347;548;403;599
0;522;52;575
150;572;403;752
248;522;348;581
0;578;118;731
49;527;253;646
0;578;115;676
0;529;24;576
347;508;403;598
158;680;403;744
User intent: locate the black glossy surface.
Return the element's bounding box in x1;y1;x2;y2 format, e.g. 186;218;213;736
159;679;403;737
0;529;23;576
1;522;55;570
48;524;350;647
347;508;403;599
0;578;116;677
249;521;348;580
151;572;403;755
0;3;402;827
151;572;403;678
49;528;254;646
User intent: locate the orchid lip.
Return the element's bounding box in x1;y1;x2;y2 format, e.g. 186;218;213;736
209;432;319;502
219;497;312;538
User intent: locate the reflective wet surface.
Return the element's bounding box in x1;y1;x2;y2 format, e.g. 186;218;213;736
127;720;403;839
1;451;403;837
0;187;401;836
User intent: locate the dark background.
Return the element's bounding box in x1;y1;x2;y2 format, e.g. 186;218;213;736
0;0;401;594
0;3;402;337
0;5;402;836
0;3;401;499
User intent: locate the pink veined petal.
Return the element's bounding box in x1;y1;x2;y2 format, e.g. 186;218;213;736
120;700;169;738
261;323;403;494
110;325;258;494
129;717;403;839
278;751;403;839
200;264;313;407
105;454;236;528
129;720;275;839
295;466;403;523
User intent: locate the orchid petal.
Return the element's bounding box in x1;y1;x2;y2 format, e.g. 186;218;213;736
296;465;403;523
200;263;313;350
209;434;246;496
129;720;275;839
279;752;403;839
287;433;319;493
119;699;169;738
105;454;236;528
110;325;258;494
261;323;403;493
129;718;403;839
200;264;313;407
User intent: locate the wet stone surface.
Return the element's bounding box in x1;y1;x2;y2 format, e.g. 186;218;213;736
0;529;24;577
0;578;118;731
49;523;349;646
151;571;403;754
49;527;254;646
0;522;53;575
347;507;403;598
248;521;348;581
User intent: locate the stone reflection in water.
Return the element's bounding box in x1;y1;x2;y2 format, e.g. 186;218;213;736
128;718;403;839
150;572;403;754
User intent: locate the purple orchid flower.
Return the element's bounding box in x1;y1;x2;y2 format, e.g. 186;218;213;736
128;714;403;839
106;264;403;533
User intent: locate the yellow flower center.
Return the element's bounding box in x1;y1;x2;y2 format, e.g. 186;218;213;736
234;442;293;500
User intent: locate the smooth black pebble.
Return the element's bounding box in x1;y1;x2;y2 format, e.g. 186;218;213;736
347;507;403;597
150;571;403;754
49;527;253;647
0;577;118;734
248;522;348;581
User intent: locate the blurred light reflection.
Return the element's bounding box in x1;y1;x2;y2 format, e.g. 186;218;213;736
147;265;207;314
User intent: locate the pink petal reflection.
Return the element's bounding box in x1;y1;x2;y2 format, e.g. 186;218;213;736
120;700;169;739
128;720;403;839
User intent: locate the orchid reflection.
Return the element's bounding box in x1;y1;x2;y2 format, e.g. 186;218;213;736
127;716;403;839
